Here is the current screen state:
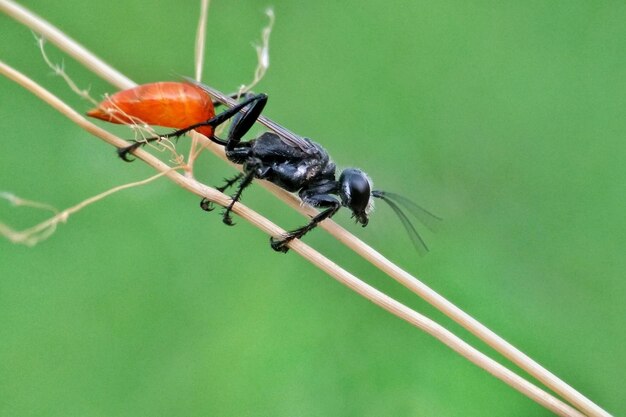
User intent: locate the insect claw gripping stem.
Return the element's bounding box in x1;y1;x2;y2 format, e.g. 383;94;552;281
116;129;188;162
200;173;244;212
221;210;235;226
221;171;255;227
117;141;142;162
269;203;340;253
199;199;215;212
270;235;292;253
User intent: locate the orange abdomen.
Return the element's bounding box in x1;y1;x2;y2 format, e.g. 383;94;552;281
87;82;216;138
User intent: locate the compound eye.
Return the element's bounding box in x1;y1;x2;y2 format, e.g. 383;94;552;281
349;176;371;212
338;169;371;217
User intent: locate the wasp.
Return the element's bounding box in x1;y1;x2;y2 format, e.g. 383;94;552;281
87;80;440;253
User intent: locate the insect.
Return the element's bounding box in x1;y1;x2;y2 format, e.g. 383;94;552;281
87;80;440;253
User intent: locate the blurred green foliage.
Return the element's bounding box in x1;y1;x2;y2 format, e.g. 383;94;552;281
1;1;624;416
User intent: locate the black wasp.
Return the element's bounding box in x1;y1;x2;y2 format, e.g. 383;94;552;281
89;79;440;253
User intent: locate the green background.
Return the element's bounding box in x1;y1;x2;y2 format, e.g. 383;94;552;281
1;1;624;416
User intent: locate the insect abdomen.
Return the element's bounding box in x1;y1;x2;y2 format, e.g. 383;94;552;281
87;82;216;137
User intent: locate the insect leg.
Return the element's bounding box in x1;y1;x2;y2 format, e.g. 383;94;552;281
117;93;268;161
226;93;268;148
202;89;267;218
200;173;245;212
221;170;256;226
270;195;341;253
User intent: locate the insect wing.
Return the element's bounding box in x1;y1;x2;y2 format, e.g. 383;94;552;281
256;115;315;154
186;79;315;154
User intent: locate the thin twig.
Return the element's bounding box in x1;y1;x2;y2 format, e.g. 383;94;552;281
1;170;179;246
0;0;134;89
186;0;211;176
194;0;209;83
0;191;59;245
0;191;58;213
239;8;274;94
36;35;96;105
0;1;612;416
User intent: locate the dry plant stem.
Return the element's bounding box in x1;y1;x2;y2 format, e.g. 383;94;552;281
0;192;58;213
185;0;211;177
0;59;587;417
0;0;134;90
0;192;60;244
2;170;177;245
0;2;611;416
194;0;209;83
37;37;96;105
241;8;274;94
